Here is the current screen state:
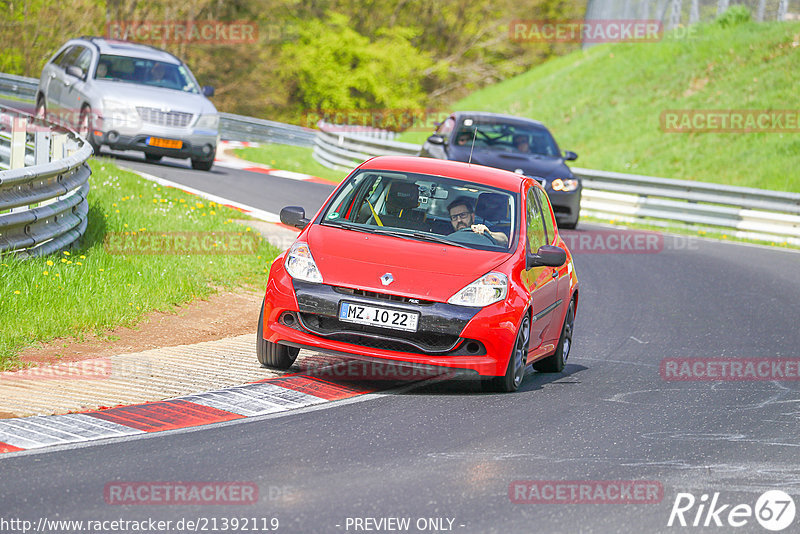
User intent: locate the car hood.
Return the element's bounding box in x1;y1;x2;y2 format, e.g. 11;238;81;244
306;224;509;302
450;149;571;179
95;81;217;115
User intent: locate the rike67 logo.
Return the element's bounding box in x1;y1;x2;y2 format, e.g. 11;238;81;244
668;490;796;531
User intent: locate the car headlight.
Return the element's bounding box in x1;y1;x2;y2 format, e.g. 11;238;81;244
551;178;579;192
101;98;140;127
195;114;219;130
284;242;323;283
447;272;507;307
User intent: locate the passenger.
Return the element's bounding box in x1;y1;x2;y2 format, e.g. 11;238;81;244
513;134;530;153
447;196;508;246
455;131;471;146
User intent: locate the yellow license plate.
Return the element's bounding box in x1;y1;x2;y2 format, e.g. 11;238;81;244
147;137;183;149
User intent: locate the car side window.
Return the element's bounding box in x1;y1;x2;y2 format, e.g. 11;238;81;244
74;48;92;73
52;46;74;67
535;188;555;244
526;186;547;253
436;117;455;137
60;46;84;69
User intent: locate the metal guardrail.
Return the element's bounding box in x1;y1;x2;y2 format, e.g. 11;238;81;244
312;122;800;245
0;105;92;257
0;73;38;101
219;112;315;147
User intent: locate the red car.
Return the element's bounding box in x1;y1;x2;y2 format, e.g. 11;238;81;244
257;156;578;392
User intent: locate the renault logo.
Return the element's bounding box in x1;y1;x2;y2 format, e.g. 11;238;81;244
381;273;393;286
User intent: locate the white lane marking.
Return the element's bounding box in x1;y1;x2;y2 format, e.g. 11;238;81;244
179;382;327;417
0;414;144;449
130;169;280;223
629;336;648;344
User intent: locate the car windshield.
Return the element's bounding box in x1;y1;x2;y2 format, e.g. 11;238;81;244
94;54;200;93
319;169;517;252
453;119;560;157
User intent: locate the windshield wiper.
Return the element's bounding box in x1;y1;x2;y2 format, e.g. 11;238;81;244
409;232;469;248
320;220;380;234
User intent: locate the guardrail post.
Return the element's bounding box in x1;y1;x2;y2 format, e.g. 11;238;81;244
10;116;27;169
51;133;66;162
34;130;51;165
778;0;788;20
689;0;700;24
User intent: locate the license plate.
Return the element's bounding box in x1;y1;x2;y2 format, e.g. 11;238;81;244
339;301;420;332
147;137;183;149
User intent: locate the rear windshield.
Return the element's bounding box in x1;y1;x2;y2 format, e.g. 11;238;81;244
319;169;518;252
94;55;200;93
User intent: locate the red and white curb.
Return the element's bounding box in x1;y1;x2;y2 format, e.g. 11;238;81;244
216;140;335;184
0;374;375;454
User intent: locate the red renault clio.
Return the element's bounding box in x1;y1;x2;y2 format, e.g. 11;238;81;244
258;156;578;392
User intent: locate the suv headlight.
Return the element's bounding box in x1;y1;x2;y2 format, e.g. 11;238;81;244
101;98;140;128
551;178;579;192
448;272;507;307
195;114;219;130
284;242;323;283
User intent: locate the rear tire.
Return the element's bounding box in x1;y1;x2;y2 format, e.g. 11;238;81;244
256;300;298;369
483;314;530;393
533;298;575;373
35;96;46;120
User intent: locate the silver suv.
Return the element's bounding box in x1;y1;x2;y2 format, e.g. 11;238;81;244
36;37;219;171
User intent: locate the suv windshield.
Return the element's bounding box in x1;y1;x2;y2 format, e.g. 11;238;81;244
320;170;517;252
453;119;559;157
94;54;200;93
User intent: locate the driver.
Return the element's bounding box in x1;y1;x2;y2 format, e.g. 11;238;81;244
447;197;508;246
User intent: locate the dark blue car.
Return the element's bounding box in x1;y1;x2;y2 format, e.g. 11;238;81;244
419;111;580;229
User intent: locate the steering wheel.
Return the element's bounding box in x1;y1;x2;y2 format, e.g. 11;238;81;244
455;226;498;245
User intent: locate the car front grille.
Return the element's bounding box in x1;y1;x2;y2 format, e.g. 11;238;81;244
297;313;461;354
136;107;194;128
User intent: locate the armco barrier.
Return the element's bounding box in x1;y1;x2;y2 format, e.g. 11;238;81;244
0;105;92;257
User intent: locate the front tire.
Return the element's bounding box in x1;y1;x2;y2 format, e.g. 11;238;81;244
79;105;99;155
191;157;214;171
483;314;530;393
533;298;575;373
256;300;299;369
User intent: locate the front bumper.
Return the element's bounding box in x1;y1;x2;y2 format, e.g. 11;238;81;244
91;121;218;160
262;265;523;377
547;188;582;225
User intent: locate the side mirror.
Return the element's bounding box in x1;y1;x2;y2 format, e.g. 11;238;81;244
202;85;215;97
527;245;567;268
426;134;445;145
65;65;85;80
564;150;578;161
280;206;309;229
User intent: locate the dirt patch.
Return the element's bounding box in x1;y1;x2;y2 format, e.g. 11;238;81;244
17;289;264;368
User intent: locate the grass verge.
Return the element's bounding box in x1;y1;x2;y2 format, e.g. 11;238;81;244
232;144;349;183
0;158;280;370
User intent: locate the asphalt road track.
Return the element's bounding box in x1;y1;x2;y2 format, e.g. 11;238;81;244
1;154;799;533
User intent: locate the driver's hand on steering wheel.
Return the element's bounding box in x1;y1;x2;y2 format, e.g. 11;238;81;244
471;224;490;235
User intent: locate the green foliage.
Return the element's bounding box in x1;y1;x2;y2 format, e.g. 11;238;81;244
279;13;435;115
716;6;752;28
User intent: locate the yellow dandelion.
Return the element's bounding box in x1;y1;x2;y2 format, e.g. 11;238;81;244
99;268;105;272
115;209;120;213
152;199;158;203
61;258;67;263
210;210;216;215
124;223;128;228
246;227;251;232
79;255;85;259
63;251;70;256
76;262;82;266
46;260;53;266
14;290;20;294
55;273;60;277
66;260;72;265
43;271;49;275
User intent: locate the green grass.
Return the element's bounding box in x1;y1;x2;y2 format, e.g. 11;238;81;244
0;158;280;370
233;144;349;183
399;20;800;192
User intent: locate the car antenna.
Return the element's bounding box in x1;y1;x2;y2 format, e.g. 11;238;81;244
468;127;477;166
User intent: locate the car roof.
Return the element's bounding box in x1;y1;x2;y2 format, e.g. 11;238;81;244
452;111;547;129
71;37;181;64
358;156;533;192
